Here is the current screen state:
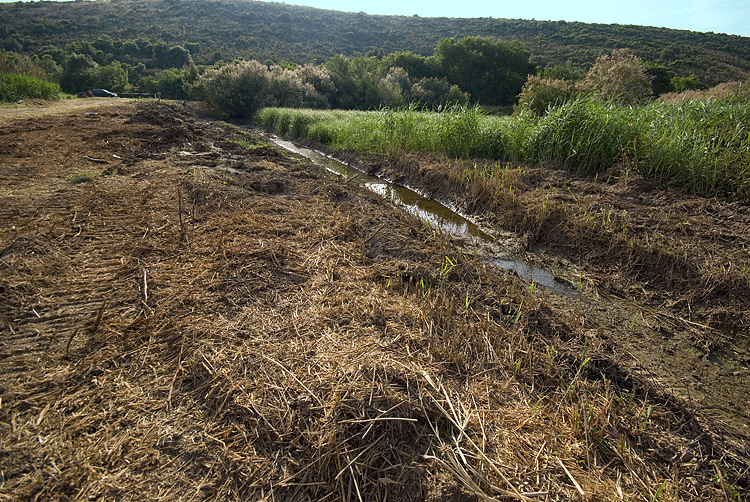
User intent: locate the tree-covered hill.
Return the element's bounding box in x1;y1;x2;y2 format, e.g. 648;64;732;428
1;0;749;86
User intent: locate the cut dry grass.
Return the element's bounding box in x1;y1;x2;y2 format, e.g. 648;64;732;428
0;102;747;501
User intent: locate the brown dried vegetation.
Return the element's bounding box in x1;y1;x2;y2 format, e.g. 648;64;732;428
370;152;750;332
0;102;747;501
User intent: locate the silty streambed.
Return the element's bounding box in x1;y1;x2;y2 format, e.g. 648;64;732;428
271;138;578;296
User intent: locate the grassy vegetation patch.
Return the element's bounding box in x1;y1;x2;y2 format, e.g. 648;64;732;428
0;72;62;102
259;95;750;202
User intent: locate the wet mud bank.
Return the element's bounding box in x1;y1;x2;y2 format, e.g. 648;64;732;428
268;133;750;458
270;137;579;296
344;147;750;337
362;150;750;320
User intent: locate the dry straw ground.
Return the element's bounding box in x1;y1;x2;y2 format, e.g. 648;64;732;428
0;101;747;501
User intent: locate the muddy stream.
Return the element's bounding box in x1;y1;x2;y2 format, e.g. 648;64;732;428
270;136;750;438
272;138;578;296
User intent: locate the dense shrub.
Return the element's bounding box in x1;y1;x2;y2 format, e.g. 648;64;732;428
659;80;749;104
410;77;470;109
201;60;329;118
515;75;583;115
517;50;656;116
0;72;61;101
1;50;60;82
671;74;700;93
296;64;337;108
0;50;62;101
201;61;271;117
584;49;653;105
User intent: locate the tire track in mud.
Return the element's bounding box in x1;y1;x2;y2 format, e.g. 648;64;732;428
268;134;750;448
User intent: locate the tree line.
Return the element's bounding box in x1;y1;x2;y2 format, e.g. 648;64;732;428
1;0;748;88
2;36;539;109
0;35;717;113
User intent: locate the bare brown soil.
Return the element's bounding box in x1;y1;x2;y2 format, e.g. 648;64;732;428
1;101;748;501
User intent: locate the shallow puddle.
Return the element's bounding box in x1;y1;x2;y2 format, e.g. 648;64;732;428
272;139;492;238
271;138;578;296
492;259;578;295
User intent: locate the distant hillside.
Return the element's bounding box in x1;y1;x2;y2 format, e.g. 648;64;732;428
2;0;749;86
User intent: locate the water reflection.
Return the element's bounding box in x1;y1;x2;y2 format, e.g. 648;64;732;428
270;137;576;296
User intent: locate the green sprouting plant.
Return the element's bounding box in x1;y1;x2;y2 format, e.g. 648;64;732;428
648;480;667;502
464;291;470;309
713;464;740;501
529;281;537;295
513;299;523;324
570;356;590;391
440;255;455;276
641;404;652;428
419;277;429;298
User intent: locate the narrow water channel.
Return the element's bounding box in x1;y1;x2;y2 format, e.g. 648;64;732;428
271;137;577;296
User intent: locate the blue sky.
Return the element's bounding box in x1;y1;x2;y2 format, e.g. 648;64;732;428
275;0;750;37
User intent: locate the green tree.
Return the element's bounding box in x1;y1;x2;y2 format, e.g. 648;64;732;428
165;45;191;68
151;41;169;66
671;74;700;92
60;53;97;92
542;62;584;81
324;54;386;109
431;36;536;106
97;61;129;92
644;62;674;96
411;77;470;108
381;51;435;80
143;68;187;99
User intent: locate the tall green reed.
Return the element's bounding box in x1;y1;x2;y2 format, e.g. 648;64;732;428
632;98;750;199
257;95;750;202
0;72;61;102
528;98;634;175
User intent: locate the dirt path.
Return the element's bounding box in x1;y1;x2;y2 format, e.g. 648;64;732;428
1;101;747;501
0;97;134;122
